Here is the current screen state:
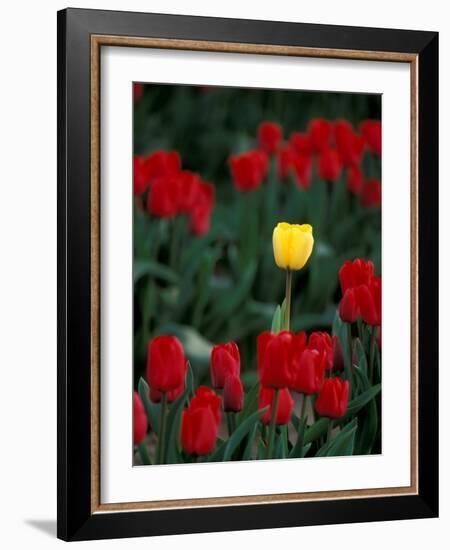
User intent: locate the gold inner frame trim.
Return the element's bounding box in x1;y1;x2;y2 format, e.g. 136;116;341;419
90;35;419;514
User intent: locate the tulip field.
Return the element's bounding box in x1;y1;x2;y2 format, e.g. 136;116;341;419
132;83;382;465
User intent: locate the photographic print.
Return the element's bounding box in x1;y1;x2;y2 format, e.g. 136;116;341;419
132;83;382;466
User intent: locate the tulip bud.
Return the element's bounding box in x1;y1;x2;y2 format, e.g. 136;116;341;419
307;331;333;370
339;288;360;323
339;259;375;294
357;277;381;325
259;387;294;425
308;118;332;152
360;120;382;157
223;374;244;412
258;330;294;389
334;120;365;167
229;149;268;191
133;391;148;445
147;335;186;394
149;359;187;403
181;386;221;456
290;349;327;395
210;342;240;389
315;377;350;419
272;222;314;271
332;335;345;372
147;173;180;218
258;121;283;154
318;148;342;182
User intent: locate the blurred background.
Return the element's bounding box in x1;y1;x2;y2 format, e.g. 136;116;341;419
133;84;381;390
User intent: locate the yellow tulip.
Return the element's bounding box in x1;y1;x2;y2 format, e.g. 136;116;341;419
272;222;314;270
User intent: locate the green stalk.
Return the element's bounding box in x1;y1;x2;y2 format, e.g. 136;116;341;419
169;216;183;271
266;389;280;459
300;393;308;423
326;419;334;445
156;392;168;464
346;323;355;398
285;269;292;330
226;412;235;437
137;441;151;465
369;326;377;383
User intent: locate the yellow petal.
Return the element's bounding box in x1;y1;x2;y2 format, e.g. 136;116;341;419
272;223;290;269
288;227;314;270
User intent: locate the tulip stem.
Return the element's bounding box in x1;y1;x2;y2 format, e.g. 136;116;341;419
285;270;292;330
266;389;280;459
137;442;151;466
369;326;377;383
156;393;168;464
227;412;236;437
300;394;308;423
326;420;334;445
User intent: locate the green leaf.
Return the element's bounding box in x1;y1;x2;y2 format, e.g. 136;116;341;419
304;418;329;445
355;338;368;377
271;305;281;333
238;382;260;422
223;407;269;461
185;361;195;398
316;418;358;457
134;259;179;285
280;298;287;332
289;418;307;458
242;424;257;460
165;391;188;464
325;425;357;457
355;398;378;455
138;377;161;435
344;384;381;419
332;313;352;374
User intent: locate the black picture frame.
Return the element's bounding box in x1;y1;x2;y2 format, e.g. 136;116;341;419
57;7;438;541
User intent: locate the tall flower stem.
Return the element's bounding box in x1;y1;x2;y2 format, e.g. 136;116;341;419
369;326;377;383
156;393;168;464
266;389;280;459
227;412;236;437
285;269;292;330
326;419;334;445
137;442;151;465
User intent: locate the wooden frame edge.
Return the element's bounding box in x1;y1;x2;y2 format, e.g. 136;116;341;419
89;34;419;514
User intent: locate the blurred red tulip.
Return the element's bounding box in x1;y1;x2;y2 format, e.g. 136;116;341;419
318;148;342;182
315;377;349;419
289;131;312;155
339;287;360;323
291;348;327;394
210;342;240;389
258;331;294;389
347;164;364;195
258;121;283;154
229;150;268;191
223;374;244;412
292;153;312;190
189;180;215;236
307;332;333;370
147;335;186;393
133;391;148;445
339;259;375;294
259;387;294;425
181;386;221;456
334;120;365;167
361;178;381;208
308;118;332;152
145;150;181;182
277;145;295;180
360;119;382;157
147;173;180;218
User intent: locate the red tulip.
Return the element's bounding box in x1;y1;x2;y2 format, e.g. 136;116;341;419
147;335;186;394
291;349;327;395
334;120;365;167
223;374;244;412
259;387;294;425
289;131;312;156
133;391;148;445
258;121;283;154
339;259;375;294
277;145;295;180
177;171;201;213
361;178;381;208
134;155;149;195
133;83;144;102
292;153;312;190
357;276;381;325
258;331;294;389
347;164;363;195
189;180;215;236
308;118;332;153
315;377;349;419
318;148;342;182
307;332;333;370
339;287;360;323
360;120;382;157
147;173;180;218
210;342;240;389
229;150;268;191
145;150;181;182
181;386;221;456
149;359;187;403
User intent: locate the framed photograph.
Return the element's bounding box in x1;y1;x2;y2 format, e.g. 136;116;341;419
57;8;438;541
